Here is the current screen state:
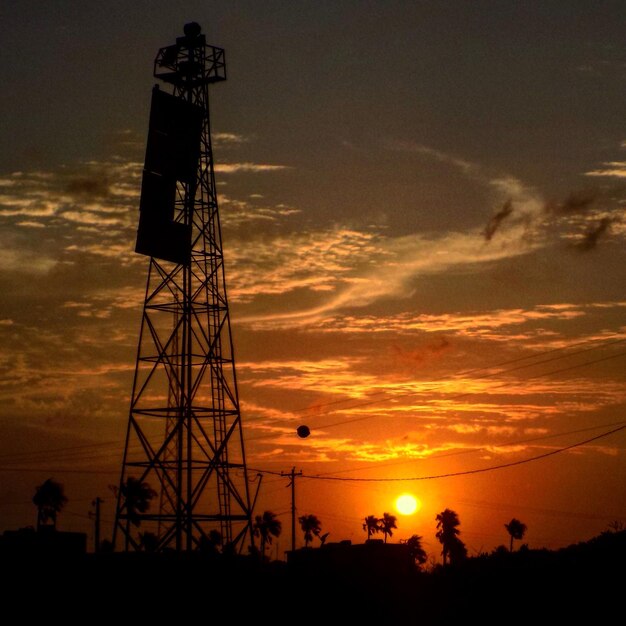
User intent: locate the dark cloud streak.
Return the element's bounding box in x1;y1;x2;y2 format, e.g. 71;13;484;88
65;175;112;199
484;199;513;241
545;189;597;215
572;217;612;252
391;336;452;367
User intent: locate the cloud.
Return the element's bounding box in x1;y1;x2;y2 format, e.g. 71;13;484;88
228;228;380;303
545;189;597;215
392;143;623;254
215;162;290;174
238;358;363;374
0;161;140;226
0;239;58;274
0;161;144;270
484;199;514;241
219;194;300;226
539;188;624;253
15;221;46;228
571;217;613;252
390;337;452;366
238;225;542;327
226;143;626;328
388;141;476;175
59;210;126;226
584;162;626;178
212;132;250;145
291;306;626;358
61;285;144;319
64;175;112;198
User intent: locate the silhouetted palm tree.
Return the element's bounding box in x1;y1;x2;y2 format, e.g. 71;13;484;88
363;515;381;539
139;531;159;552
448;535;468;564
108;476;157;550
435;508;467;565
198;529;223;554
380;512;398;543
100;539;114;553
298;513;322;547
505;518;527;552
120;476;156;527
403;534;428;569
33;478;68;530
253;510;282;559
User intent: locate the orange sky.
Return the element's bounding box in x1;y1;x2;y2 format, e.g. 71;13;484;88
1;2;625;559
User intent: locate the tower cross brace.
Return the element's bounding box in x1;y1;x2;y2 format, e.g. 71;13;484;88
113;23;253;553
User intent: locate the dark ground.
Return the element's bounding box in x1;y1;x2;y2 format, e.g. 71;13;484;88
2;530;624;624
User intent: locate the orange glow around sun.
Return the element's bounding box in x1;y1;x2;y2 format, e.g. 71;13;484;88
395;493;421;515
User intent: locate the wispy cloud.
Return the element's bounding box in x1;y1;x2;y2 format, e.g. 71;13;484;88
584;162;626;178
238;225;542;326
212;132;251;145
388;141;476;175
0;161;141;230
0;158;297;272
219;194;300;226
0;235;58;274
228;228;380;303
300;303;590;336
570;217;613;252
215;162;290;174
61;285;144;319
392;142;623;255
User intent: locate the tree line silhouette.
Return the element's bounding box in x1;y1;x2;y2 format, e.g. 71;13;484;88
29;476;533;564
13;476;624;626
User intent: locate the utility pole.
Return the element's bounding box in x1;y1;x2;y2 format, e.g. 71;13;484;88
281;467;302;553
91;497;103;552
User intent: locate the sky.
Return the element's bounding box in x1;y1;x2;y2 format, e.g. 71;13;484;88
1;1;626;559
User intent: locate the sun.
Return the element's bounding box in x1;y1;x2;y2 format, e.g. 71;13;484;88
395;493;421;516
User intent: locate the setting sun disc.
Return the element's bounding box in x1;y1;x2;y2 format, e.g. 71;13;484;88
395;493;420;515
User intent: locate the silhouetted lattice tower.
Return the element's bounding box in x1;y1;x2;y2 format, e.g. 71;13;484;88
113;23;253;552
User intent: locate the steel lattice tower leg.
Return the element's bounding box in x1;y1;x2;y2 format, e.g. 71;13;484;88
113;23;253;553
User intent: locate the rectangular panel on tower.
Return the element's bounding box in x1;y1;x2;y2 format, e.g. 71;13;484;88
135;87;204;265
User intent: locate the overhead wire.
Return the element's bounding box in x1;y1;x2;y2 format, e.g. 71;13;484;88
243;346;626;440
1;334;624;483
317;349;626;430
296;422;626;482
301;418;626;477
247;420;626;482
242;333;626;425
0;333;622;465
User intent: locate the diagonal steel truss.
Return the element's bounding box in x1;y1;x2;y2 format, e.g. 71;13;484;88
113;24;253;553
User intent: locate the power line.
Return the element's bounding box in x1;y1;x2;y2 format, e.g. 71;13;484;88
242;333;626;425
0;466;119;475
1;336;624;474
247;421;626;482
0;443;135;467
3;415;624;481
0;440;120;461
244;348;626;439
295;423;626;482
0;333;622;467
303;419;626;478
317;350;626;430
